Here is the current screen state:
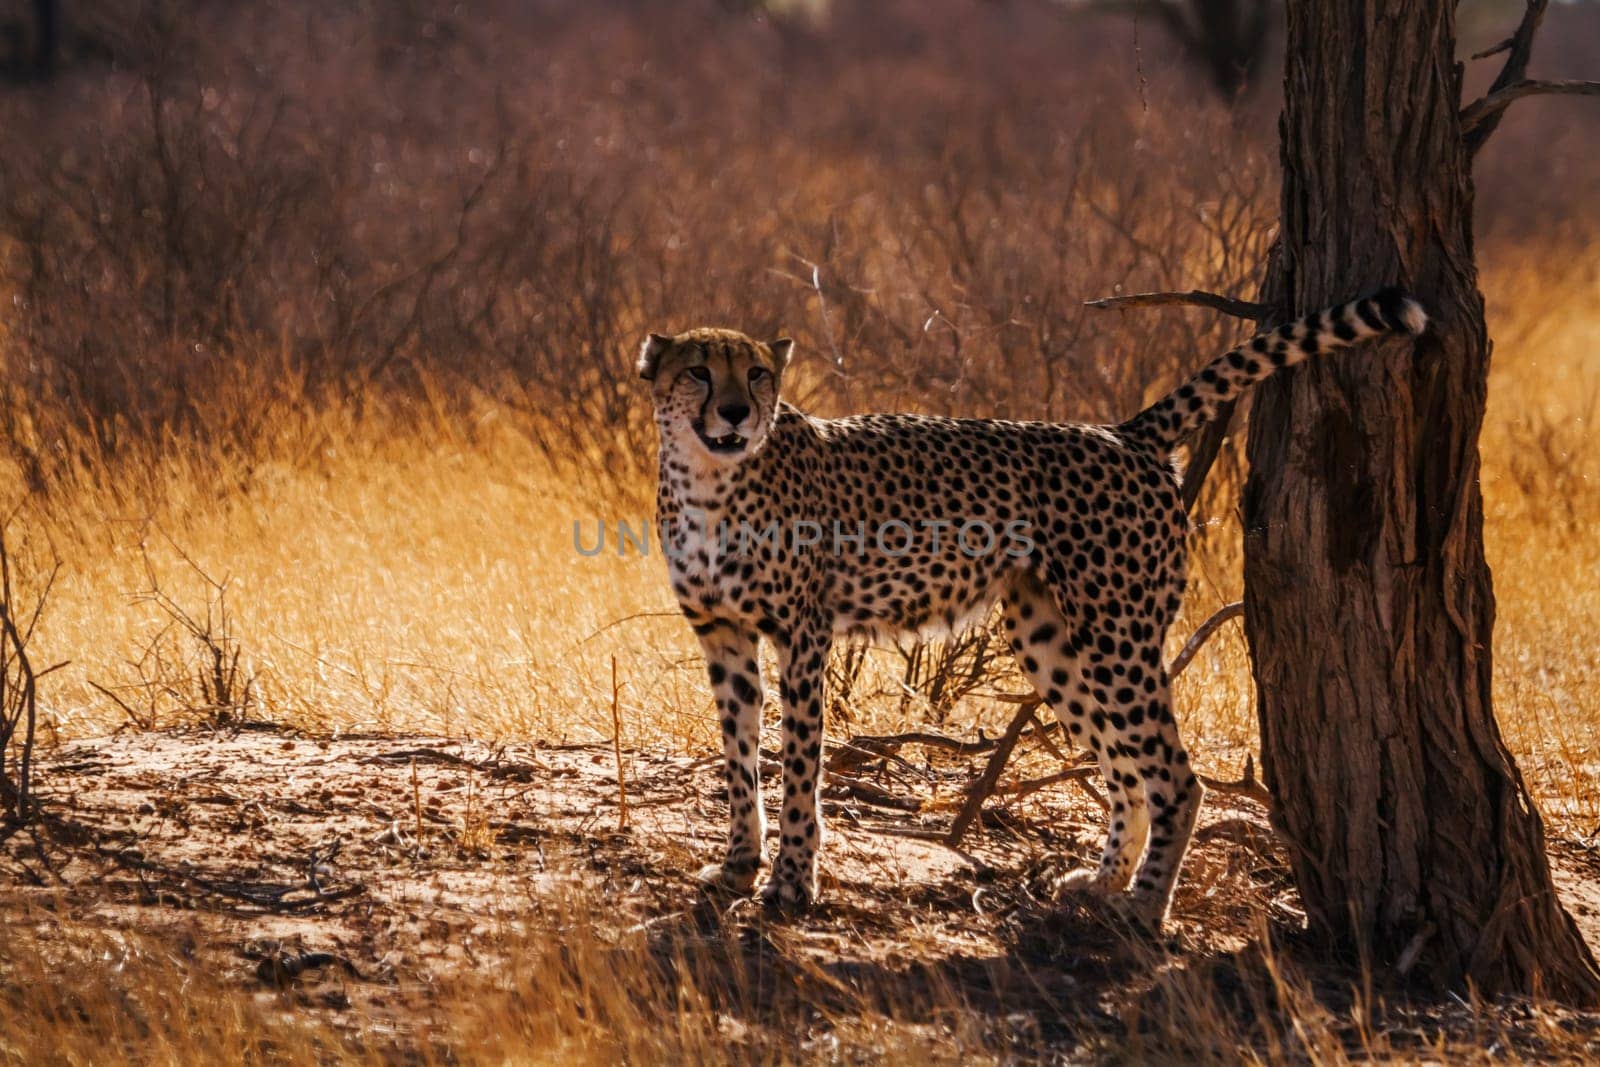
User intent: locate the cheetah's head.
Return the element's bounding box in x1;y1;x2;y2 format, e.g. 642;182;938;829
638;328;792;465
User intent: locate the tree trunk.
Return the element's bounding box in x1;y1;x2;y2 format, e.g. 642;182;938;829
1241;0;1600;1002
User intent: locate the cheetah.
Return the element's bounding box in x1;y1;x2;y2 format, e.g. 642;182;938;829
640;289;1428;927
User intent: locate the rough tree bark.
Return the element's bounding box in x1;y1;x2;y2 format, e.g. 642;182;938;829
1241;1;1600;1001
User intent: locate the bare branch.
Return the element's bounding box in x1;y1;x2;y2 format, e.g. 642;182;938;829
1168;601;1245;678
1463;0;1548;156
1471;37;1515;62
1462;79;1600;142
1084;289;1270;321
978;765;1105;806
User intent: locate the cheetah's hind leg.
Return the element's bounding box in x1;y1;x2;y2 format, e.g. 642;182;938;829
1001;574;1150;898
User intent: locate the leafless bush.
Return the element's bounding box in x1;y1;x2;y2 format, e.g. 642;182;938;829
826;618;1016;731
92;530;255;729
0;0;1289;502
892;626;1011;726
0;517;63;824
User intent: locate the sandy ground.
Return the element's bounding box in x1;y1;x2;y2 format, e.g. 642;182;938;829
4;724;1599;1059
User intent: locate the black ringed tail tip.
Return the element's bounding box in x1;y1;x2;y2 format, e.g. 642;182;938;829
1118;288;1429;453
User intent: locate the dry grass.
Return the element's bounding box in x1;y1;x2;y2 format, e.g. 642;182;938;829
2;0;1600;1062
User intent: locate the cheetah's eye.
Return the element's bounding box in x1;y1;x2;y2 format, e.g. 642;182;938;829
748;366;770;384
686;366;711;384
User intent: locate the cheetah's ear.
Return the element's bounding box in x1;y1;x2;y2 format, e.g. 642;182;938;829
638;333;673;381
768;337;794;375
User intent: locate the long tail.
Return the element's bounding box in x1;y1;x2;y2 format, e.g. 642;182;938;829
1117;287;1429;454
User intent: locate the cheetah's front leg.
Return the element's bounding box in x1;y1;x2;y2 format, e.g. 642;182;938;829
695;624;766;895
762;616;829;911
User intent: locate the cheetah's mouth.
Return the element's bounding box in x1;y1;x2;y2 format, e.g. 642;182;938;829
694;425;748;455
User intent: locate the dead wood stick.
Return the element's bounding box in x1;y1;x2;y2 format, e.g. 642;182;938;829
1461;78;1600;138
848;729;1002;754
1195;816;1279;850
107;848;366;912
1196;753;1272;806
826;777;924;812
979;766;1102;801
946;697;1041;846
826;728;1005;774
372;748;478;767
1471;36;1515;61
1464;0;1547;158
827;741;925;779
1168;601;1245;678
1028;712;1074;766
1084;289;1270;321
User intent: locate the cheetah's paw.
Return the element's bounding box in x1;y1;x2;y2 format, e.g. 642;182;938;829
759;874;816;914
1052;868;1126;900
696;859;760;897
1115;890;1174;934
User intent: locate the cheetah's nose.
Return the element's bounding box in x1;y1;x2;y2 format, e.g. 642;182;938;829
717;402;751;426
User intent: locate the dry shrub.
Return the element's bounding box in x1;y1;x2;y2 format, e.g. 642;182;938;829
0;522;58;822
0;0;1275;502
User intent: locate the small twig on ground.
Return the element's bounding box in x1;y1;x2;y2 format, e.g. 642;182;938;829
366;746;547;782
827;741;927;780
373;748;478;768
976;765;1104;804
827;777;924;812
105;846;365;912
1195;816;1280;853
411;758;424;847
827;728;1003;775
255;950;363;987
1197;754;1273;807
976;713;1110;811
1027;712;1074;766
849;728;1003;754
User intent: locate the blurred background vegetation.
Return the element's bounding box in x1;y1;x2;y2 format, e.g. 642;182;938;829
0;0;1592;760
